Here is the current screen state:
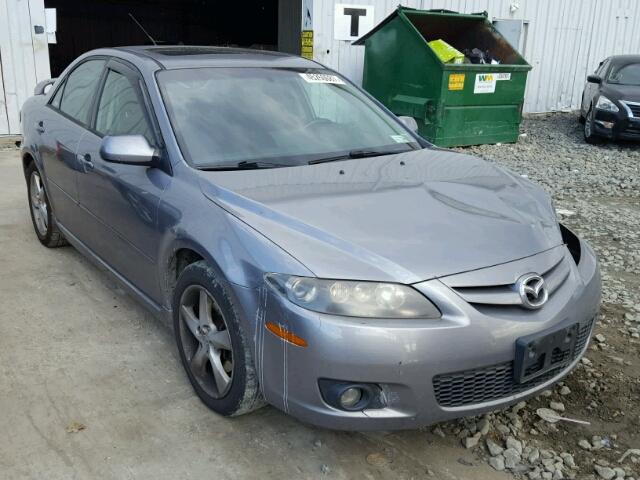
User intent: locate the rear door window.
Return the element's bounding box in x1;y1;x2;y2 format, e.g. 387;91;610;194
95;69;153;143
59;59;106;124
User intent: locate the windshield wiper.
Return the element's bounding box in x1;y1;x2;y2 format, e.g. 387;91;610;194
308;149;408;165
199;160;291;171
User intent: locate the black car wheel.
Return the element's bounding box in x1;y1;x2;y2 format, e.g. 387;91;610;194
173;260;264;416
578;111;586;125
26;162;68;248
578;93;586;124
583;106;602;144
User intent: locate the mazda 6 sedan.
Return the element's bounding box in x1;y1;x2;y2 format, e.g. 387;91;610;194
20;46;601;430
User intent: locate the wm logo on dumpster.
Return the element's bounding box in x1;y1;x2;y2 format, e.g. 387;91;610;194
474;73;497;94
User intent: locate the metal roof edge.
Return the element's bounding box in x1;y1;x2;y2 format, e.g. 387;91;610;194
352;6;404;45
352;6;488;46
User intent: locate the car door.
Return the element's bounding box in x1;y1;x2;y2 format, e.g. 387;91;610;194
75;59;170;302
39;58;106;231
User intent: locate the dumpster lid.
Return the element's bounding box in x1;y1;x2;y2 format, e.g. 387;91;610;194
353;6;487;45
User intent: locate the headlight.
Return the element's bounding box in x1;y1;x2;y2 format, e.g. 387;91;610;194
595;96;619;112
265;274;441;319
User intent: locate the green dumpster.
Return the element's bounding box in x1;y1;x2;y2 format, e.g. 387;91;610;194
353;7;532;147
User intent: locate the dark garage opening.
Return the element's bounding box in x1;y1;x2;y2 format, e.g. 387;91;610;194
45;0;302;77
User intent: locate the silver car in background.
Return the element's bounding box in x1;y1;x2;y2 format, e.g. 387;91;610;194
20;46;601;430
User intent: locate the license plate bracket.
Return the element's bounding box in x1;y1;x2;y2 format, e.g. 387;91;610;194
514;323;578;384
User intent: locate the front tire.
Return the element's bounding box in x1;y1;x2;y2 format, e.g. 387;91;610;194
583;106;602;144
26;163;67;248
173;260;264;416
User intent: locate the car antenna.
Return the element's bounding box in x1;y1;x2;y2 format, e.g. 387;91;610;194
128;13;158;46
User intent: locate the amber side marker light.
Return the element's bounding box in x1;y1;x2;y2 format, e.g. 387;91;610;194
265;322;308;347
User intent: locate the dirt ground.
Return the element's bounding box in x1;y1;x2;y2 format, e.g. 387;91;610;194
0;113;638;480
0;146;506;479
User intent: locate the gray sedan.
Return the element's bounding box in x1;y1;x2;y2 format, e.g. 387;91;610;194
20;46;601;430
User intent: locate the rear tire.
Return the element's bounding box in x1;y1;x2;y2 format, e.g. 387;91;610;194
583;106;602;144
26;162;68;248
173;260;264;416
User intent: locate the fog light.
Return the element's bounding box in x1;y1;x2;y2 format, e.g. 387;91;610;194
340;387;362;408
318;379;385;411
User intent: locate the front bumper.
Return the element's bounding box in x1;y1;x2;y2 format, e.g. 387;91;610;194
249;240;600;430
593;108;640;140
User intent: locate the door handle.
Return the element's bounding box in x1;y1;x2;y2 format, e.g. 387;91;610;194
78;153;94;171
36;120;45;134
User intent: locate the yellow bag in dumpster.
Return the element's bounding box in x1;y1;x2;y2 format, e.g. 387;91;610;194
428;39;464;64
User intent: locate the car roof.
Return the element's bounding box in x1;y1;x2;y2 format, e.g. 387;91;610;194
111;45;320;70
607;54;640;65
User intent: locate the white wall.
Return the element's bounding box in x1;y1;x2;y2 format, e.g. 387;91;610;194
0;0;50;135
312;0;640;113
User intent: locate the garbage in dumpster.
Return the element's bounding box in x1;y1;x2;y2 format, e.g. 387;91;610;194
463;47;499;64
428;39;464;64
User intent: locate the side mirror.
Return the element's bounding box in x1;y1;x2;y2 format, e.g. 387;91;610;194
587;74;602;84
34;78;56;95
398;115;419;132
100;135;159;166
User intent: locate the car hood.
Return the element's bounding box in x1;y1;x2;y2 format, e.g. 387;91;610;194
602;84;640;103
198;149;563;284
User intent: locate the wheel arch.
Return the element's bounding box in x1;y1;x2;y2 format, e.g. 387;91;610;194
21;150;37;180
161;237;229;309
21;149;54;202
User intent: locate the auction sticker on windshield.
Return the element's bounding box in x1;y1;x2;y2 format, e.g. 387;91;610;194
300;73;345;84
391;134;411;143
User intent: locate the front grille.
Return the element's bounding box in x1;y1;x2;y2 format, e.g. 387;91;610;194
574;317;592;348
551;346;571;364
450;255;571;309
623;123;640;136
433;318;594;408
623;101;640;117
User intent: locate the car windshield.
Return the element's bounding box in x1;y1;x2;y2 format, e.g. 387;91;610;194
157;67;420;168
607;62;640;86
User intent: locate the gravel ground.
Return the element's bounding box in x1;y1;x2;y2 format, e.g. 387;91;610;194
442;112;640;480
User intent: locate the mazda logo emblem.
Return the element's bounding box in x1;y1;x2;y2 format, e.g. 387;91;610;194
516;273;548;309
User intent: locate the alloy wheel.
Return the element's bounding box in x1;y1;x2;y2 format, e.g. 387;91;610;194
178;285;234;398
30;171;48;236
